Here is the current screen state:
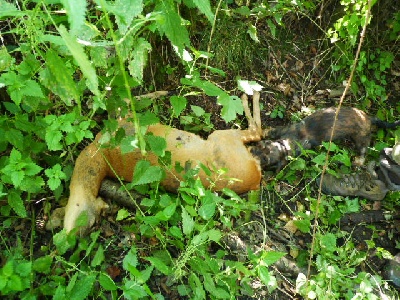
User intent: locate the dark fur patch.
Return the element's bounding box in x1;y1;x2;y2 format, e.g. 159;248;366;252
262;107;400;169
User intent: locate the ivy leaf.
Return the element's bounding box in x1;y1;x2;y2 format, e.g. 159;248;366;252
61;0;87;37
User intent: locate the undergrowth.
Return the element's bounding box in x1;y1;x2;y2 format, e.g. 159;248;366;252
1;0;400;299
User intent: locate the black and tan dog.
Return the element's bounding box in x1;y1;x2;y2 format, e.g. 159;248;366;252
252;107;400;170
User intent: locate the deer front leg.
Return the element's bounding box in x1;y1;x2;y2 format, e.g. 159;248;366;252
64;143;110;235
240;92;262;143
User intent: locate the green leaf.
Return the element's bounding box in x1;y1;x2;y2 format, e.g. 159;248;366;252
146;134;166;157
262;251;286;266
43;50;80;106
5;128;24;150
192;0;214;23
181;206;194;236
128;38;152;83
319;233;337;253
2;260;14;276
99;273;118;291
156;0;190;55
170;95;187;116
8;190;26;218
116;208;131;221
198;192;216;220
145;256;172;275
61;0;87;36
293;219;311;233
219;94;244;123
53;229;76;255
58;25;99;97
132;160;164;185
113;0;143;34
123;246;138;271
45;129;63;151
33;255;53;274
91;244;105;267
68;274;96;300
22;80;45;98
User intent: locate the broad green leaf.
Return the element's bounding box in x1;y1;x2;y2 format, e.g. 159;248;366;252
170;95;187;116
262;251;286;266
58;25;99;97
61;0;87;37
128;38;151;83
181;206;194;236
293;219;311;233
145;256;171;275
0;46;14;71
116;208;131;221
319;233;337;252
156;0;190;55
33;255;53;274
91;244;105;267
113;0;143;34
43;50;79;105
22;80;45;98
132;160;164;185
123;246;138;270
5;128;23;150
53;229;76;255
206;229;222;242
8;190;26;217
16;261;31;276
99;273;118;291
192;0;214;23
2;260;14;276
68;274;96;300
146;134;166;157
45;129;63;151
219;94;244;123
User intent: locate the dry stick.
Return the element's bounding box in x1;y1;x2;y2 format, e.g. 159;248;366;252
306;0;373;285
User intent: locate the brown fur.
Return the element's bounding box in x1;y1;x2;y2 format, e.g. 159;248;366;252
64;92;264;234
257;107;400;170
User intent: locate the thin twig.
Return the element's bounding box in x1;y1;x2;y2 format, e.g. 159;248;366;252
306;0;373;285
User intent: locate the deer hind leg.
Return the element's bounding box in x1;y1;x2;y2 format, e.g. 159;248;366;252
64;143;110;235
241;91;262;143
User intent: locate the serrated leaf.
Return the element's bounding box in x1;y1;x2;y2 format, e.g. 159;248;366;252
145;256;171;275
262;251;286;266
5;128;23;150
113;0;143;34
99;273;118;291
116;208;131;221
156;0;190;55
123;246;138;270
22;80;45;98
68;274;96;300
181;206;194;236
43;50;80;105
53;229;76;255
91;244;105;267
58;25;99;97
293;219;311;233
2;260;14;276
146;134;166;157
33;255;53;274
192;0;214;23
219;94;244;123
132;160;164;185
170;95;187;116
128;38;152;83
8;190;26;217
0;46;14;71
61;0;87;36
45;129;63;151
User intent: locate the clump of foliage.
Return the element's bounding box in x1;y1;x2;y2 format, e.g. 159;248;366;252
1;0;400;298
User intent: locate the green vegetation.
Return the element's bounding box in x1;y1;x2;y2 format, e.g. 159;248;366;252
1;0;399;298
